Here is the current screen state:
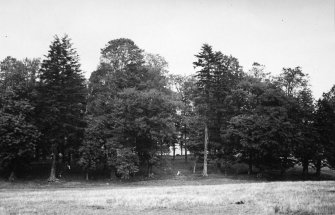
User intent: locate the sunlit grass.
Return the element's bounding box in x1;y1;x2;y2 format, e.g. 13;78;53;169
0;180;334;214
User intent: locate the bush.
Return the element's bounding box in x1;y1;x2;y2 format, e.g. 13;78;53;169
115;148;139;179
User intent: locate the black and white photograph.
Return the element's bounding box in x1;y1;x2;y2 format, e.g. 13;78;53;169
0;0;335;214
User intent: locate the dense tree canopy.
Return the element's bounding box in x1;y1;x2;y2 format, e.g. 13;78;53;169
81;39;176;179
0;56;41;180
1;38;335;181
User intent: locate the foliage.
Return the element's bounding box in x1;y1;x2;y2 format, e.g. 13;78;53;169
2;38;335;180
275;66;308;97
0;56;40;179
100;38;144;71
168;74;197;159
78;115;105;174
115;148;139;179
225;76;295;172
36;35;87;180
85;38;176;179
315;86;335;169
37;35;87;149
0;93;40;178
192;44;244;175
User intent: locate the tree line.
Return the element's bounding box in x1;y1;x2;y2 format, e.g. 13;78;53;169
1;35;335;181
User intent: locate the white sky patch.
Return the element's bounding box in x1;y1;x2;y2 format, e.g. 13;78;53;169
0;0;334;98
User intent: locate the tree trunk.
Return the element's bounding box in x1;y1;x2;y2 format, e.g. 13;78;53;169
184;125;188;162
315;158;321;177
180;141;183;156
221;160;228;176
172;143;176;160
86;172;89;181
9;164;16;182
248;153;253;175
302;158;309;177
110;169;117;180
184;133;188;162
280;168;286;176
48;149;57;182
110;170;114;180
203;123;208;177
193;156;197;174
8;161;16;182
280;156;287;176
35;147;40;161
68;152;72;163
160;137;163;158
8;170;16;182
57;153;64;178
147;160;152;177
248;161;253;175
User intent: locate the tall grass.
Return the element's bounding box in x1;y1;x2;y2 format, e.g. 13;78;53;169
0;181;334;214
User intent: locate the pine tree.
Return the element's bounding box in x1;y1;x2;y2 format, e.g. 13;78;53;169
193;44;216;177
193;44;244;176
37;35;87;182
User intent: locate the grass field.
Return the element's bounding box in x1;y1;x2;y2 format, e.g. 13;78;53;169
0;177;335;215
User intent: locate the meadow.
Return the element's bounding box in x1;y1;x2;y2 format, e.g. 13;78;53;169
0;177;335;215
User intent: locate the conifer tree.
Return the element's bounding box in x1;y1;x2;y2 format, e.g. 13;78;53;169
37;35;87;182
193;44;244;176
193;44;216;177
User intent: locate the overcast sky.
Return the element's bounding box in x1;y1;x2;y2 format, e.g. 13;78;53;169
0;0;334;98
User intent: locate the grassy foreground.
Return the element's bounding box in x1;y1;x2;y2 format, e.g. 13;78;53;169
0;179;335;215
